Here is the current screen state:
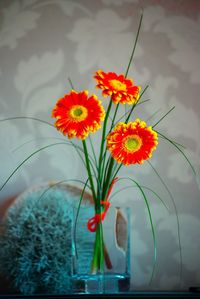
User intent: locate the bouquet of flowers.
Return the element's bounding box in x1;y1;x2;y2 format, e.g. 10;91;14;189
51;72;158;273
50;13;192;277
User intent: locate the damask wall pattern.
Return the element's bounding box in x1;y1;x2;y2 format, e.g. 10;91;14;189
0;0;200;291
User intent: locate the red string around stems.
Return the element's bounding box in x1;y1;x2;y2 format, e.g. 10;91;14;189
87;177;118;232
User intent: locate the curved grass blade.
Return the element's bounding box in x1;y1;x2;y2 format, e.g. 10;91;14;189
102;154;112;186
152;106;175;129
68;77;75;89
98;100;113;191
11;136;98;181
102;157;115;200
38;179;91;203
25;178;91;227
117;177;157;284
158;134;185;149
125;85;149;124
0;142;70;192
0;142;94;192
12;137;68;153
112;99;151;129
147;160;182;284
82;140;97;202
110;185;170;212
88;136;98;170
110;104;119;132
111;164;123;184
0;116;54;127
136;99;151;106
124;10;143;132
156;131;196;176
125;11;143;78
0;115;98;171
145;108;162;123
73;178;90;258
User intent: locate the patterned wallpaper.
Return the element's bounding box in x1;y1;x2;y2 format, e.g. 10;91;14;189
0;0;200;291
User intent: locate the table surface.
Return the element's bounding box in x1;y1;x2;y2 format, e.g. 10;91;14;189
1;290;200;299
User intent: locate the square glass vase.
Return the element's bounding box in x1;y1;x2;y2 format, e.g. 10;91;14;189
71;205;131;294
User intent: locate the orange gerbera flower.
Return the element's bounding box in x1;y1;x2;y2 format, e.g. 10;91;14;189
52;90;105;140
107;119;158;165
94;70;141;105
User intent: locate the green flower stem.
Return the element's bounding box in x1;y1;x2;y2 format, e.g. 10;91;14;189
110;103;119;131
91;225;100;273
82;140;97;203
111;164;123;184
100;103;119;186
91;223;104;273
98;100;113;194
102;157;115;201
102;155;112;189
99;221;105;272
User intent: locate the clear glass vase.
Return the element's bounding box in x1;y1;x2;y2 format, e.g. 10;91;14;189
71;205;131;294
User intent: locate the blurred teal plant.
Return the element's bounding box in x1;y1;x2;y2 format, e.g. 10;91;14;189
0;186;83;294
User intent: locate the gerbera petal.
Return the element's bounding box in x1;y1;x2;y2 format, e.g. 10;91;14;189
94;71;141;105
107;119;158;165
52;90;105;140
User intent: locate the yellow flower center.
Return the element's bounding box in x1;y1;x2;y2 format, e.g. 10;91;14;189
124;135;142;152
109;79;127;91
69;105;88;122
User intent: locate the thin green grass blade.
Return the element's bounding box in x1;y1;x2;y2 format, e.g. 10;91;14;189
74;178;90;258
11;137;68;153
38;179;91;203
110;185;170;212
25;178;91;225
0;116;54;127
0;142;80;191
125;11;143;78
117;177;157;284
12;138;86;176
136;99;151;106
112;99;151;129
24;177;91;259
11;135;99;179
145;108;162;123
158;134;185;149
110;103;119;132
68;77;75;89
102;155;112;187
88;135;98;170
0;142;65;191
0;115;99;170
125;85;149;124
98;100;113;192
124;11;143;132
102;157;115;200
157;131;196;176
147;160;182;284
111;164;123;183
82;140;97;202
152;106;175;129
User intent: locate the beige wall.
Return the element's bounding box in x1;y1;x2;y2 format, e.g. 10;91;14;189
0;0;200;290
